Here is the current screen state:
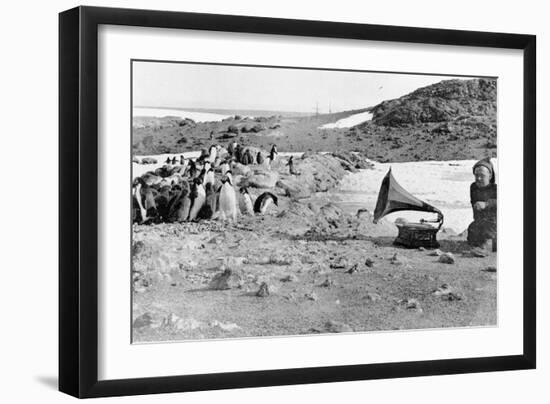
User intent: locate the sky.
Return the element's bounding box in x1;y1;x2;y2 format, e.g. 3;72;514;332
133;61;478;114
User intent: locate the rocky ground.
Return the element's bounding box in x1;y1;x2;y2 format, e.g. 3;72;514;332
132;152;496;342
132;208;496;342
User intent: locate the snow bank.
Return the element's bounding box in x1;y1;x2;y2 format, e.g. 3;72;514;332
325;159;498;234
320;111;373;129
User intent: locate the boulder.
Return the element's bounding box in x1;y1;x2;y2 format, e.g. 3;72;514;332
256;282;270;297
438;252;456;264
332;151;372;169
209;268;243;290
325;320;353;333
231;163;252;177
245;169;279;188
276;175;314;198
133;313;153;328
141;157;158;164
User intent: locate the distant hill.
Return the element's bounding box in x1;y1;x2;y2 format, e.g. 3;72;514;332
351;78;497;161
369;78;496;127
132;78;497;162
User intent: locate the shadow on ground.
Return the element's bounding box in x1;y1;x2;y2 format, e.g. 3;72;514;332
35;375;58;390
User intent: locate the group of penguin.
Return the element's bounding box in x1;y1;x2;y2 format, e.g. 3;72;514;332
132;143;280;224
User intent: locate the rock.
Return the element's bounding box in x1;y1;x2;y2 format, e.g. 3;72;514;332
141;157;158;164
325;320;353;333
432;284;452;296
442;292;464;301
268;253;292;265
390;253;408;266
438;252;456;264
276;176;313;199
365;292;381;302
209;268;243;290
470;247;489;257
320;277;334;288
132;156;141;164
346;264;359;274
175;317;203;331
210;320;241;331
256;282;270;297
483;266;497;272
331;151;372;169
133;313;153;328
329;258;347;269
429;249;443;256
161;313;181;329
418;246;426;251
405;298;422;312
245;169;279;188
305;292;318;301
221;256;248;268
231;163;252;176
364;258;375;267
281;274;299;282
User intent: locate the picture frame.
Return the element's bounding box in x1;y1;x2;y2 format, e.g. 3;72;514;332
59;5;536;398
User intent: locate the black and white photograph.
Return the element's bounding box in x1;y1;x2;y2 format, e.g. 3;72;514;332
131;61;498;343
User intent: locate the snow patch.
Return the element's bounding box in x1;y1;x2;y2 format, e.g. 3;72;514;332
325;159;497;234
320;111;373;129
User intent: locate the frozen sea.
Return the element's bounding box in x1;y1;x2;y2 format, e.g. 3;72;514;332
133;107;232;122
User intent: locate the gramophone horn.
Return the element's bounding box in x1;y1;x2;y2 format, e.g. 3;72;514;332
373;168;441;223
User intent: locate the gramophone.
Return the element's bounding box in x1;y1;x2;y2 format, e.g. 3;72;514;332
373;168;444;248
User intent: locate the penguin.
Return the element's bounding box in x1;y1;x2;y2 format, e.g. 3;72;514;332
198;182;217;220
240;149;249;165
188;178;206;221
155;185;172;221
218;171;237;221
234;144;243;163
227;141;237;156
239;187;254;215
132;179;147;223
171;156;177;165
198;148;209;163
208;145;217;163
179;155;185;165
165;156;172;164
269;145;278;162
186;159;197;179
253;191;278;215
220;160;231;176
173;158;188;175
243;149;254;165
204;168;215;188
256;151;264;165
167;180;191;222
132;177;158;223
166;173;182;186
287;156;300;175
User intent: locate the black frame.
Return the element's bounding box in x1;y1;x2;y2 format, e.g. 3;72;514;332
59;6;536;398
